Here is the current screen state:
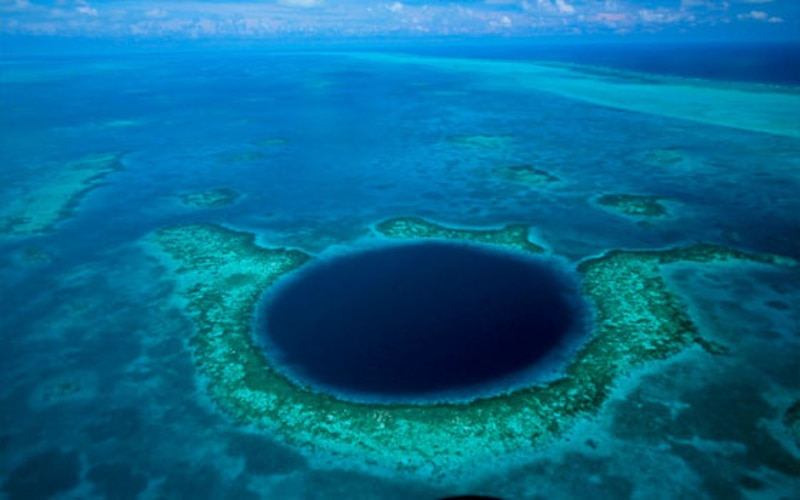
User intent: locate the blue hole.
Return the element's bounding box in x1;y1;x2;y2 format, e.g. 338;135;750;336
259;242;587;403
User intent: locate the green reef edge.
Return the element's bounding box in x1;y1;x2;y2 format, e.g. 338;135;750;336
146;217;797;485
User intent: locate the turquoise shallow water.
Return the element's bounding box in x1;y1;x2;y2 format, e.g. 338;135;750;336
1;44;799;498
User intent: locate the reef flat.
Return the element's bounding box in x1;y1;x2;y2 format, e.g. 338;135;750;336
0;152;123;235
148;219;797;486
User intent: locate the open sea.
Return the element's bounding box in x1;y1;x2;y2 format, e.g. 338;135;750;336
1;40;799;499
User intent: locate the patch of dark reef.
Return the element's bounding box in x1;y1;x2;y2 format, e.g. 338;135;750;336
257;241;590;404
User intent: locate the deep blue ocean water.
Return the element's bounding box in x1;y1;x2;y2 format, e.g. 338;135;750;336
1;40;799;499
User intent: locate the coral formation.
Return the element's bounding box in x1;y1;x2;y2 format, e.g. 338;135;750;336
17;246;54;266
0;152;123;235
638;147;686;167
178;188;241;209
220;151;268;163
148;218;796;485
252;137;289;148
494;164;560;187
595;193;669;217
375;217;544;254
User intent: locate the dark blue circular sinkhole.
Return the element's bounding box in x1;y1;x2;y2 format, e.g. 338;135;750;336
258;242;587;403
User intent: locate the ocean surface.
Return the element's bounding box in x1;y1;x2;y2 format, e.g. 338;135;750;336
1;41;799;499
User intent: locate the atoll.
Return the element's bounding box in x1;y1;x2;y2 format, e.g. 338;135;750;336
0;152;123;235
594;193;669;217
147;218;797;486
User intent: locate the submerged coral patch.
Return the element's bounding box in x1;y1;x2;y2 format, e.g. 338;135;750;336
637;147;686;167
0;152;123;235
446;134;515;149
148;219;796;485
252;137;290;148
494;164;560;187
177;188;241;209
594;193;669;217
15;246;54;266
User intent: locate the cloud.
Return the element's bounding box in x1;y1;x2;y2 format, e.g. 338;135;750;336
144;8;168;18
744;10;768;19
592;12;629;24
76;6;97;16
1;0;30;9
277;0;323;8
530;0;576;15
737;9;782;22
0;0;795;39
680;0;729;10
555;0;575;15
59;0;99;17
638;8;691;24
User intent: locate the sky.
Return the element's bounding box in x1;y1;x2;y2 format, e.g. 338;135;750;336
0;0;797;40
